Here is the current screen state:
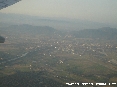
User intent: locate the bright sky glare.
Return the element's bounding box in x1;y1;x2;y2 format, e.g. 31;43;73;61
0;0;117;24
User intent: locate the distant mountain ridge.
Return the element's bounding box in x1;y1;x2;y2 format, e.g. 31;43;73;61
72;27;117;40
0;24;58;36
0;12;114;30
1;24;117;40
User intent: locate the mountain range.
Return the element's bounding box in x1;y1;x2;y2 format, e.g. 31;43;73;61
71;27;117;40
0;12;115;30
0;24;117;40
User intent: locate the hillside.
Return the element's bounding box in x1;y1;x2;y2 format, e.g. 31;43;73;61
72;27;117;40
0;24;61;37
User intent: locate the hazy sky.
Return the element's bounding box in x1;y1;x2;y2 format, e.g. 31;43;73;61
0;0;117;24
